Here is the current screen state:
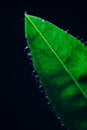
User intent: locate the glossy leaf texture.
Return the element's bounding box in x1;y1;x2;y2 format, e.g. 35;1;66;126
25;13;87;130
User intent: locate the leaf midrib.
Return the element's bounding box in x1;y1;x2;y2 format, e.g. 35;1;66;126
25;13;87;99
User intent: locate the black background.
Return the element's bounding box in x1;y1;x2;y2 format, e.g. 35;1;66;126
1;1;87;130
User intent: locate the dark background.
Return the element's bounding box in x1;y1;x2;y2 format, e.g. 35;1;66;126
1;1;87;130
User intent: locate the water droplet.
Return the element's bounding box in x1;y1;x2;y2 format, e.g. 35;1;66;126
42;19;46;22
40;90;43;93
32;70;37;76
27;52;31;57
81;39;83;42
24;46;29;53
65;29;69;33
48;102;50;105
61;123;64;126
77;36;79;39
39;85;42;88
57;116;60;120
25;46;28;49
35;75;39;79
27;53;32;60
46;96;48;99
85;41;87;45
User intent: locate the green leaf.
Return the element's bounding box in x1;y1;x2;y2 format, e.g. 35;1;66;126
25;13;87;130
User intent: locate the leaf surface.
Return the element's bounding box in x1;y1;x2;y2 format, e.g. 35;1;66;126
25;13;87;130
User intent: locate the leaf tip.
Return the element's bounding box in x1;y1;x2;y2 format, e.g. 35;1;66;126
24;11;27;16
24;11;30;18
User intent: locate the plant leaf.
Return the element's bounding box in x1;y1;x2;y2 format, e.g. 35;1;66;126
25;13;87;130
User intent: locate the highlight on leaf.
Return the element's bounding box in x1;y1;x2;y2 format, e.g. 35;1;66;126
25;13;87;130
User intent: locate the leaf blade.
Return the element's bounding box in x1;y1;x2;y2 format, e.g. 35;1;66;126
25;13;87;130
25;13;87;99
